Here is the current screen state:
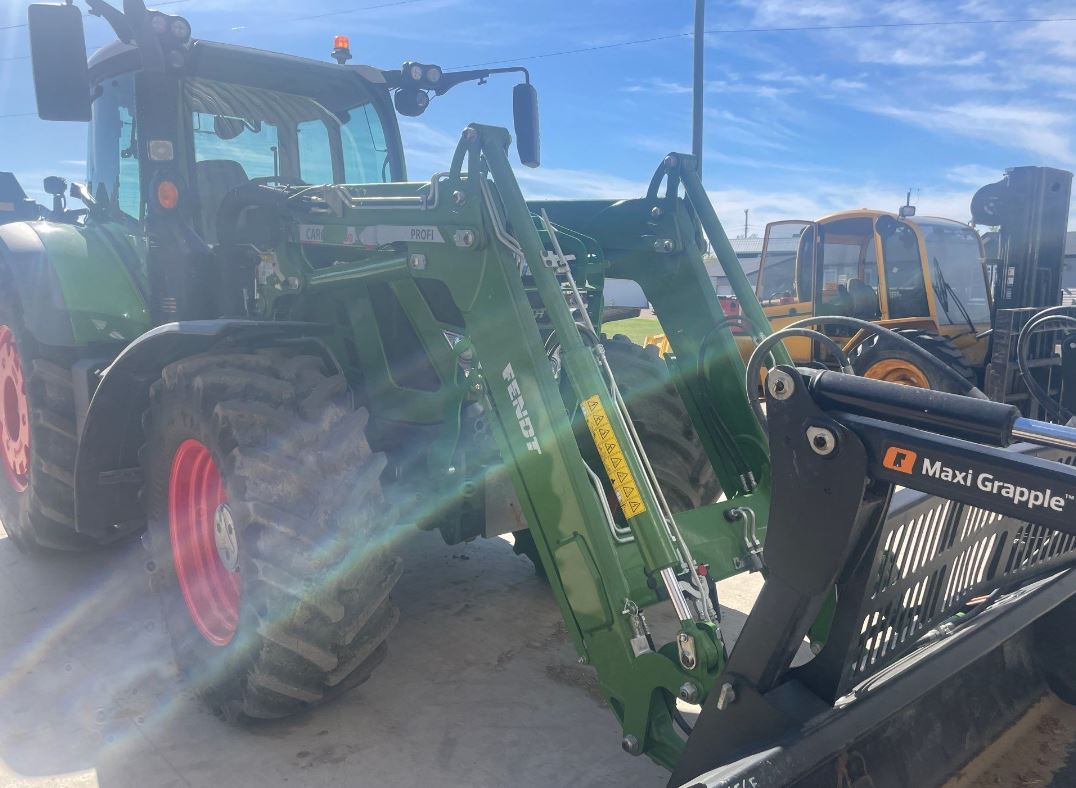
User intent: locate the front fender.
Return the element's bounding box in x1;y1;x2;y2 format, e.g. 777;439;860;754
0;220;150;348
74;320;335;541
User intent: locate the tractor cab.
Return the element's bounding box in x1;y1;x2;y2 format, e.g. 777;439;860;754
28;1;537;326
84;36;404;241
754;209;993;381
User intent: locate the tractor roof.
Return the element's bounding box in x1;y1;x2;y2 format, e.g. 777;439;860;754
815;209;974;231
88;38;388;112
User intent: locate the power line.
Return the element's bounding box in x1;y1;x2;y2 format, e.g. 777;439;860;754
3;10;1075;113
449;15;1076;68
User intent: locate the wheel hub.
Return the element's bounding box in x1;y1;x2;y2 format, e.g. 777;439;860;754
863;358;931;389
0;325;30;492
168;439;239;646
213;503;239;572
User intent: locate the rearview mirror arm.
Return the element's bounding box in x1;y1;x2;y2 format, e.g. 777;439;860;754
433;66;530;96
85;0;134;43
379;66;531;95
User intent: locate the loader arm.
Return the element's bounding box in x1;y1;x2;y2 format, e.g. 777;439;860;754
673;368;1076;787
239;127;787;767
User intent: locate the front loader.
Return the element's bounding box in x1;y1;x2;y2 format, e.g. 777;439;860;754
6;3;1076;785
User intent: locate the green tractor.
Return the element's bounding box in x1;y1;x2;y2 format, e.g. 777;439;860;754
9;3;1076;786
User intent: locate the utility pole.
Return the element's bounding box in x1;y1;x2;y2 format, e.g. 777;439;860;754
744;209;749;239
692;0;705;174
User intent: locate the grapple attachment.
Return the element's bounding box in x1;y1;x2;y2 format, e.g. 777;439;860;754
672;368;1076;787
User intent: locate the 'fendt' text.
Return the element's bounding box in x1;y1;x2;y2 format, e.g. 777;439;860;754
502;364;542;455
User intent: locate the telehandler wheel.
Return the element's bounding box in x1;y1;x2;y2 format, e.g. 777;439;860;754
514;334;721;573
0;290;95;552
143;349;403;720
850;329;976;394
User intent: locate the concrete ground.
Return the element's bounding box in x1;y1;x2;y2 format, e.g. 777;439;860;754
2;520;1074;788
0;523;764;788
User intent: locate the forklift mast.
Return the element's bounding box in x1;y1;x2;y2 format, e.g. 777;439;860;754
973;166;1072;314
974;167;1074;417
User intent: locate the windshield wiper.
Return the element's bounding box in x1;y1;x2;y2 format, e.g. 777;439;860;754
932;256;977;335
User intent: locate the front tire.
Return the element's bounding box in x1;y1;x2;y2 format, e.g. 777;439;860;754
0;290;95;552
144;349;402;720
851;329;976;394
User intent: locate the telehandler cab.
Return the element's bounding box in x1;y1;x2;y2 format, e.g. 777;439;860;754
5;3;1076;786
751;167;1072;398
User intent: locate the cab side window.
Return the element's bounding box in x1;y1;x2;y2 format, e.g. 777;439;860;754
882;222;929;318
818;217;874;315
88;73;140;219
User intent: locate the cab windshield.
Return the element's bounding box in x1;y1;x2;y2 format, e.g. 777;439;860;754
185;77;390;242
186;77;389;185
916;220;991;326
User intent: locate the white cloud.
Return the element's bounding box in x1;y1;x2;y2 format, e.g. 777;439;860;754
868;101;1075;163
945;164;1004;187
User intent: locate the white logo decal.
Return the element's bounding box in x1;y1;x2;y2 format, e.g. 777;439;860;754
299;224;325;244
357;225;445;246
502;363;542;454
922;457;1072;512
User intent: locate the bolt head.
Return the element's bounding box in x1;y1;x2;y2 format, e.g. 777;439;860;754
806;426;837;456
768;370;795;401
452;190;467;206
678;682;700;704
621;734;642;756
650;206;663;219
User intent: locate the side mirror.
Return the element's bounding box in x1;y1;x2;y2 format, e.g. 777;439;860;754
43;176;67;196
394;88;430;117
28;4;92;122
875;215;899;239
513;83;540;169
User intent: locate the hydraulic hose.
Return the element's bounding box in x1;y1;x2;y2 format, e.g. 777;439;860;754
777;316;987;399
1016;308;1076;423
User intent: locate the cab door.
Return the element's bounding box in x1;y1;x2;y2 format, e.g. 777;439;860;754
757;220;817;361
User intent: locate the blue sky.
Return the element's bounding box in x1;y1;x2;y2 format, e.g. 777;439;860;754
2;0;1076;234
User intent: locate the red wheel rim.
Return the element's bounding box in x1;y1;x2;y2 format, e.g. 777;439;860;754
0;325;30;492
169;439;239;646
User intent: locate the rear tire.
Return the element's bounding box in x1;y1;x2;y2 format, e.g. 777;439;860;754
514;334;721;572
0;286;95;552
851;329;976;394
143;349;402;720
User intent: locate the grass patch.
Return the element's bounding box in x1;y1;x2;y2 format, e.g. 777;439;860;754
603;315;662;346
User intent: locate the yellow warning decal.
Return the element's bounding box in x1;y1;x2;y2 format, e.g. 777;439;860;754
581;395;647;519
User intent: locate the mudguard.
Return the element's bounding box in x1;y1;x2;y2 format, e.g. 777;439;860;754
74;319;335;541
0;220;150;348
